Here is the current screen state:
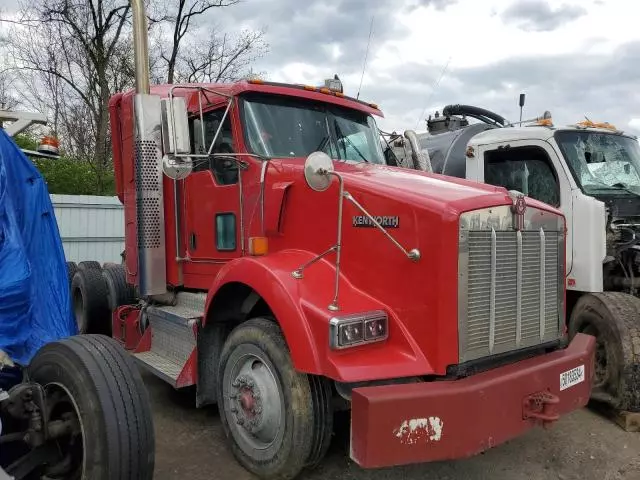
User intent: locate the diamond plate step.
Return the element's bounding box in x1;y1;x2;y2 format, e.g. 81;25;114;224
133;351;182;385
146;305;197;367
135;292;205;387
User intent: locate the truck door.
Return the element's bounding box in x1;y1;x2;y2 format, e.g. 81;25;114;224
183;106;242;267
476;140;575;274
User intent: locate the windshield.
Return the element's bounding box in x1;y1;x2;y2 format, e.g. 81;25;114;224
555;130;640;195
240;93;385;164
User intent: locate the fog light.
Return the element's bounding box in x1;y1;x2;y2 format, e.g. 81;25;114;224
329;311;388;349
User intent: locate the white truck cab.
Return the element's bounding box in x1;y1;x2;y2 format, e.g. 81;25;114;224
389;106;640;413
466;125;608;294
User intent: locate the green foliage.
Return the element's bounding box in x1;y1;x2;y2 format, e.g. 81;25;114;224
13;133;115;196
32;157;115;195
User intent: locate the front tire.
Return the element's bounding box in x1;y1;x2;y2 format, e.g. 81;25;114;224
217;318;331;479
569;292;640;412
28;335;155;480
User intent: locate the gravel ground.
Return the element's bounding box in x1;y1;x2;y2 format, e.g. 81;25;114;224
144;371;640;480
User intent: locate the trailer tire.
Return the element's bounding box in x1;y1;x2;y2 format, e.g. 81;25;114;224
71;268;110;335
27;334;155;480
217;318;330;480
102;264;136;312
569;292;640;412
77;260;102;272
66;261;78;287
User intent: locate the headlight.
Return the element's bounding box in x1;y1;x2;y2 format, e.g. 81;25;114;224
329;311;388;349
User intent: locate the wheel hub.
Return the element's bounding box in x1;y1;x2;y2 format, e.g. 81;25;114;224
232;375;263;429
227;355;283;449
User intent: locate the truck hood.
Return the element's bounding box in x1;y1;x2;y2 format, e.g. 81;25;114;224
331;161;530;215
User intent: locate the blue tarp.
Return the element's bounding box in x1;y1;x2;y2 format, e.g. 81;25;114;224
0;129;76;366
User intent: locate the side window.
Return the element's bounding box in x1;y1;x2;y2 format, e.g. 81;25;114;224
190;108;238;185
484;146;560;207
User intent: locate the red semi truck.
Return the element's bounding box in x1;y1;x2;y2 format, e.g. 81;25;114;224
68;3;595;478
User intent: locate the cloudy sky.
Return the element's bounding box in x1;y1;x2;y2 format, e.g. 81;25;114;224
2;0;639;135
207;0;640;135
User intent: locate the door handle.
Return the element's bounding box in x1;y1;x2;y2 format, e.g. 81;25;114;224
189;233;197;251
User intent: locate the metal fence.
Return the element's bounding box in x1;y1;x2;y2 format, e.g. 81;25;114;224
50;194;124;265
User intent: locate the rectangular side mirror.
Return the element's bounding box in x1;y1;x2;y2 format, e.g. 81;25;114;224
161;97;191;155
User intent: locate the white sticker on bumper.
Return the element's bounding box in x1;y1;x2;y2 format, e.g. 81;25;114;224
559;365;585;391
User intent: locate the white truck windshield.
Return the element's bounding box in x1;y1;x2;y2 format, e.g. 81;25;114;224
555;130;640;195
240;93;385;164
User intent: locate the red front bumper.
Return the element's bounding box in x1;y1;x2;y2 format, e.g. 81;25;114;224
350;333;595;468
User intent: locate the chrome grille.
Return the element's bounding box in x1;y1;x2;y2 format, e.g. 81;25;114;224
459;205;564;363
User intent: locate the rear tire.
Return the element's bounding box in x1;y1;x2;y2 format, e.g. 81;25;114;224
102;264;136;313
77;261;102;272
28;335;154;480
71;269;110;335
216;318;331;479
569;292;640;412
66;262;78;287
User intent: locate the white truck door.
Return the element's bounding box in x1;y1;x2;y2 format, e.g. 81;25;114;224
470;139;575;275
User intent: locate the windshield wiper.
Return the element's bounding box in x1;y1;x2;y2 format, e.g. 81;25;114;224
334;120;368;163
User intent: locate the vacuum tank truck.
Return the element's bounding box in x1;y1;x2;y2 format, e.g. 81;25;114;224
68;3;595;477
390;103;640;415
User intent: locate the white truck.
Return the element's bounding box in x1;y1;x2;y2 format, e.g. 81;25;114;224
389;104;640;413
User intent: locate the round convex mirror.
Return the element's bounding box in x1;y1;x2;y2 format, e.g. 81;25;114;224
162;155;193;180
304;151;334;192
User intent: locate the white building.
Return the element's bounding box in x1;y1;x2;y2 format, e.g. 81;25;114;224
51;194;124;265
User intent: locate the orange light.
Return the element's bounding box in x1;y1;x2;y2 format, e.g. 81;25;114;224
368;103;379;110
40;136;60;147
248;78;264;84
576;119;616;131
249;237;269;256
334;91;344;97
37;135;60;155
319;87;332;94
536;118;553;126
303;85;317;91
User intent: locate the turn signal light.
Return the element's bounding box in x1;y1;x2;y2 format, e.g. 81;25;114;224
329;311;388;349
249;236;268;256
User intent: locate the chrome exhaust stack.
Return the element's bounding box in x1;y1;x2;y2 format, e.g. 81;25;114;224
131;0;167;296
404;130;432;172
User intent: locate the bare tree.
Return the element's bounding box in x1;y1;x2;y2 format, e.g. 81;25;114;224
149;0;240;84
182;29;267;83
4;0;131;193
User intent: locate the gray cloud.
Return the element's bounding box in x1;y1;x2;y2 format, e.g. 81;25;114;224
367;41;640;135
208;0;457;71
501;0;587;32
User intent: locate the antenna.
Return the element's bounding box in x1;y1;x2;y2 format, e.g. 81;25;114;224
519;93;526;124
356;16;374;100
415;56;452;130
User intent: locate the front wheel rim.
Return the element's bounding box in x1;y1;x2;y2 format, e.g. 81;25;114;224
223;346;285;458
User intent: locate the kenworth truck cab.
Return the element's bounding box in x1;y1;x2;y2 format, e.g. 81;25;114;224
391;104;640;414
99;5;594;478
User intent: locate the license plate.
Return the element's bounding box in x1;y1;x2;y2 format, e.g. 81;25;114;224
559;365;585;391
